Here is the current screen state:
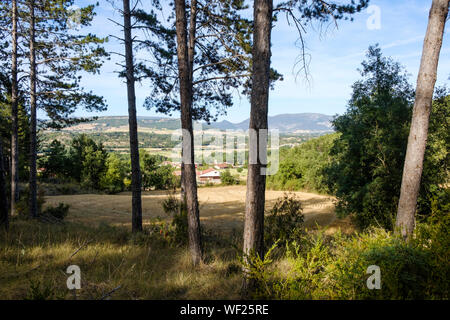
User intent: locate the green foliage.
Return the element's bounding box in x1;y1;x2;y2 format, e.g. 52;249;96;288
220;169;239;186
41;203;70;221
100;153;128;194
265;193;304;247
136;0;257;123
25;279;58;300
325;230;431;300
417;89;449;216
141;151;176;190
240;242;280;299
246;225;449;300
326;45;439;230
69;134;104;183
160;193;188;246
25;0;108;129
267;133;338;193
0;102;31;181
80;144;108;190
38;140;69;180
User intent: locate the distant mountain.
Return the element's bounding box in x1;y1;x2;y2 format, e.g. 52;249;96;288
60;113;334;134
210;113;334;133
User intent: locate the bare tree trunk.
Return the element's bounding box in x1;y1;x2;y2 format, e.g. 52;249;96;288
10;0;19;217
29;0;38;219
0;139;8;229
396;0;449;239
242;0;273;294
123;0;143;233
179;0;197;215
175;0;202;265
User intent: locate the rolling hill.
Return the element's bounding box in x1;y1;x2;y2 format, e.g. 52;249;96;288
59;113;334;134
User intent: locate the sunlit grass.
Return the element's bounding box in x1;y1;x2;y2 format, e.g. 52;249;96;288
0;219;243;300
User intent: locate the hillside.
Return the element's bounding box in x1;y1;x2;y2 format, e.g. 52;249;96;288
56;113;334;134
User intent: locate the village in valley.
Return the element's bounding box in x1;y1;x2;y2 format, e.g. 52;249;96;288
168;161;244;185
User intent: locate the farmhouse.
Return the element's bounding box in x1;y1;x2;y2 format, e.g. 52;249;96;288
198;168;221;184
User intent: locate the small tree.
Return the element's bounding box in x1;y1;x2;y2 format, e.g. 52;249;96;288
326;46;414;230
39;139;68;180
81;144;108;191
100;153;128;194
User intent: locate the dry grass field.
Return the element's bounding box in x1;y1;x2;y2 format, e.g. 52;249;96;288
44;186;353;234
0;186;355;300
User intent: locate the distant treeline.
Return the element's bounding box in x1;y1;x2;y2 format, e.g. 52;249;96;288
39;134;177;194
40;131;180;152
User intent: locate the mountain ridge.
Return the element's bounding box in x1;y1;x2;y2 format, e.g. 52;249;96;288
60;113;334;134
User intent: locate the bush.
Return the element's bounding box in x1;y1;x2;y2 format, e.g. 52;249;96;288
325;229;431;300
265;193;304;247
244;225;449;300
220;170;239;186
160;193;188;246
41;203;70;221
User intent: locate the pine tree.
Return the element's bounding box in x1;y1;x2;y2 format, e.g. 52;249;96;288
135;0;259;265
22;0;108;218
123;0;143;232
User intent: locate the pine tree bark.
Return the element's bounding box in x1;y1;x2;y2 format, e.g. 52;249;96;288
0;139;8;229
10;0;19;217
29;0;38;219
123;0;143;233
396;0;449;239
242;0;273;294
175;0;202;265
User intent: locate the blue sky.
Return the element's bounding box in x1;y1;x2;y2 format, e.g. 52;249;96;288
53;0;450;123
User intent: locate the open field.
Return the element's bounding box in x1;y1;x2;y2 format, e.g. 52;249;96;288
0;186;354;300
44;186;352;234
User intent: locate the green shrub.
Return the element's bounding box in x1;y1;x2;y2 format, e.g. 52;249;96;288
245;225;448;300
160;193;188;246
25;279;58;300
41;203;70;221
265;193;304;247
220;170;239;186
325;229;431;299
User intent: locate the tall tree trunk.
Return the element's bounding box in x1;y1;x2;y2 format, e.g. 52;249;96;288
123;0;143;233
10;0;19;217
0;139;8;229
175;0;202;265
179;0;198;215
396;0;449;239
29;0;38;219
242;0;273;294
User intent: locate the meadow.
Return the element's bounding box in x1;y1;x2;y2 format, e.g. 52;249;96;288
0;186;353;300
